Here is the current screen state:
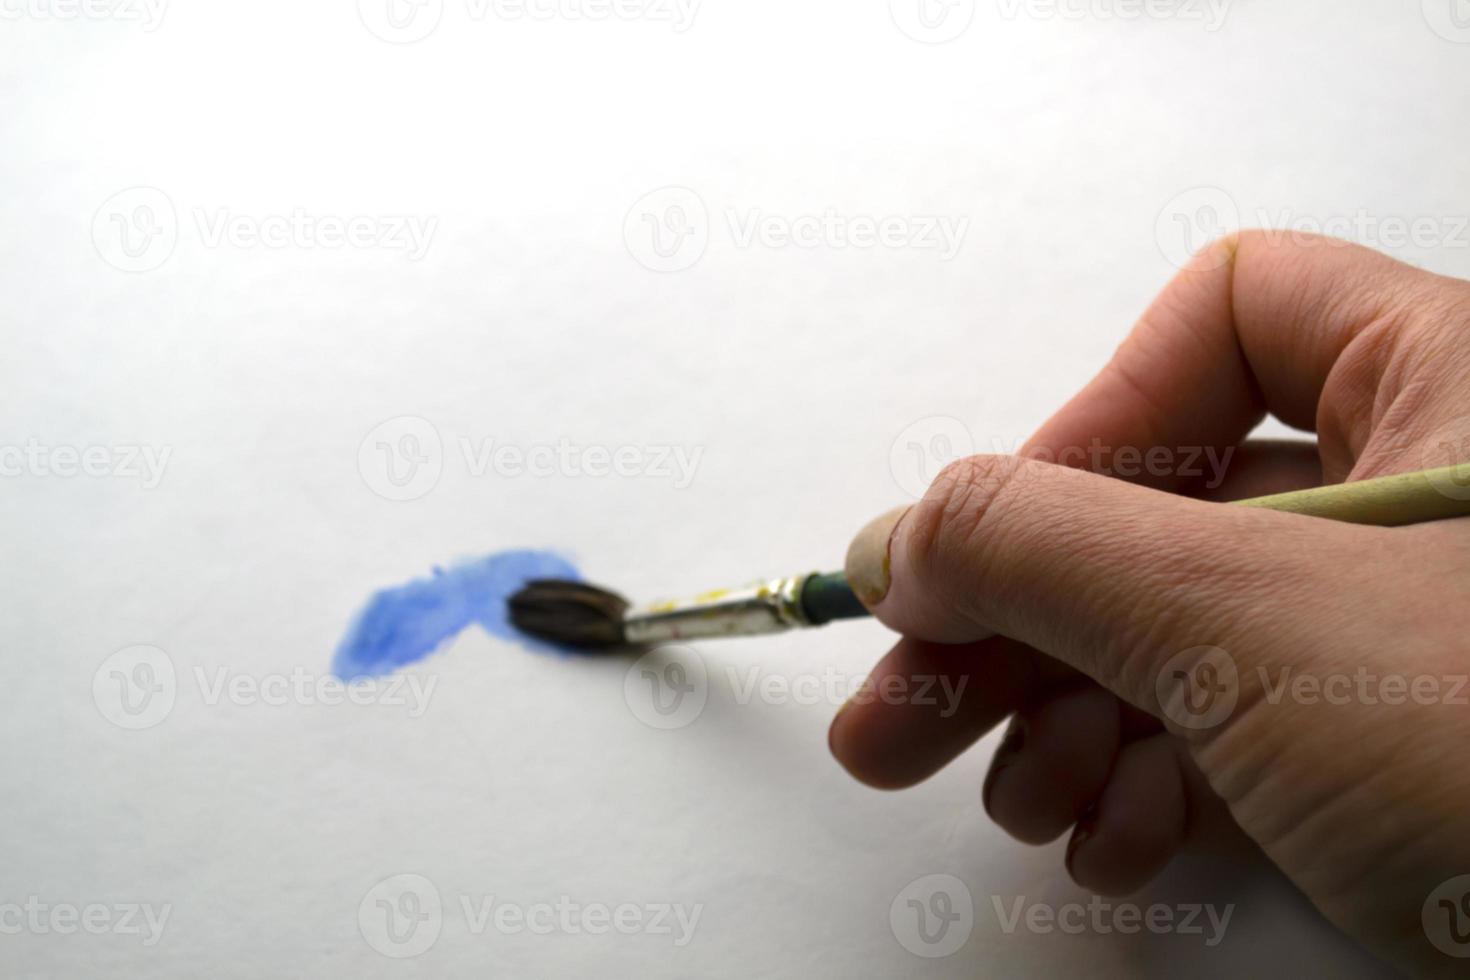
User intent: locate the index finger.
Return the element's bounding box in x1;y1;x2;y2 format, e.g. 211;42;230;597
1025;231;1454;487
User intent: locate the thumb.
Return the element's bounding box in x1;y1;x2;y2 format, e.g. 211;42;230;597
845;454;1362;727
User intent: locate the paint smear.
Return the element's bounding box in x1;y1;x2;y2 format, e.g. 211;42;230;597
333;549;581;680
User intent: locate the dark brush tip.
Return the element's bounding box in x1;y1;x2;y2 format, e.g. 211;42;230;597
507;579;630;649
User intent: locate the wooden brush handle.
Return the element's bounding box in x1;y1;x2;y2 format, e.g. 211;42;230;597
1234;463;1470;526
810;464;1470;627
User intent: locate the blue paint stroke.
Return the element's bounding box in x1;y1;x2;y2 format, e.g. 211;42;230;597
333;549;581;680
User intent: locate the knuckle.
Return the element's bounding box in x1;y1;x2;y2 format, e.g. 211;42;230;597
1411;278;1470;352
904;454;1035;593
1319;269;1470;462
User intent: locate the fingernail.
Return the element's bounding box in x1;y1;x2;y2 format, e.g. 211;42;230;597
1066;803;1099;876
845;505;910;607
996;718;1026;758
982;719;1026;812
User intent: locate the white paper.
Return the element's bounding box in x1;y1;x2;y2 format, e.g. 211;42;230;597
4;2;1456;975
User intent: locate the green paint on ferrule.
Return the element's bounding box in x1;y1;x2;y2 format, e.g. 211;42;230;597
799;571;870;625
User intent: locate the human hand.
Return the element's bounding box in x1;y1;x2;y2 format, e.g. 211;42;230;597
831;232;1470;976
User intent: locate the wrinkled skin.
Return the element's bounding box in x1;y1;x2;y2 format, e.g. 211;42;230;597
831;232;1470;977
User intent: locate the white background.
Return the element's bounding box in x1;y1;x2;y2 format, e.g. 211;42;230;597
4;0;1468;975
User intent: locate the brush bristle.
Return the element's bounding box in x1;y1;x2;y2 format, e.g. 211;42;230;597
507;579;630;649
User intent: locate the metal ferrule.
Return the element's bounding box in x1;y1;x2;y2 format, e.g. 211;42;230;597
622;574;815;645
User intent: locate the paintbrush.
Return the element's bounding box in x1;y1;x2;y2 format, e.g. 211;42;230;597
508;462;1470;649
